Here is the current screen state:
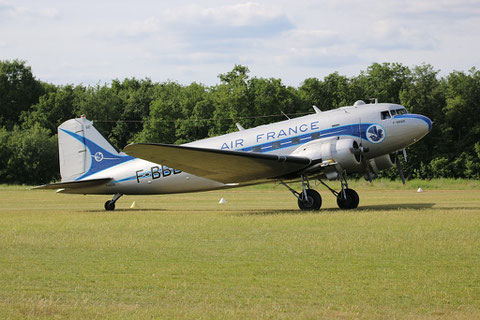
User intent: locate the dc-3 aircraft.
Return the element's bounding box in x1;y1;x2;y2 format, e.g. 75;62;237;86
37;100;432;211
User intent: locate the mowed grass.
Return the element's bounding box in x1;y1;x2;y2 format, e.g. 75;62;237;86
1;180;480;319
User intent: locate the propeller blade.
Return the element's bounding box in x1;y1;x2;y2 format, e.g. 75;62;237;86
363;158;373;182
396;155;406;185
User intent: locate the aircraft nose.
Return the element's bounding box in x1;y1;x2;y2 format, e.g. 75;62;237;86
418;114;432;133
411;114;432;138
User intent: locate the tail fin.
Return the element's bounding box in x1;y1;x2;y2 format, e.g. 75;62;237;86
58;116;133;182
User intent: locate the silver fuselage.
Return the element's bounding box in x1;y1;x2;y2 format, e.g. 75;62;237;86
61;103;431;194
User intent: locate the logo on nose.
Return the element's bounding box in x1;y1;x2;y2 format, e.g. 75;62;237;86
366;124;386;143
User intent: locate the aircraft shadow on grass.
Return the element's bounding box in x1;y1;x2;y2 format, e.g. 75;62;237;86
234;203;439;216
84;203;480;215
354;203;480;211
355;203;435;211
239;203;480;215
85;208;166;213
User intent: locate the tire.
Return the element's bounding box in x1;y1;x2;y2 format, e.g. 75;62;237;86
337;188;359;209
298;189;322;211
104;200;115;211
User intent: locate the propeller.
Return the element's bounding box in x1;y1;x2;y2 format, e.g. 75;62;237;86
396;155;406;185
356;117;373;182
395;149;407;185
351;144;373;182
363;158;374;182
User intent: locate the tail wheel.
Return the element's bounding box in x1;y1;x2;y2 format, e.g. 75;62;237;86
104;200;115;211
337;188;359;209
298;189;322;211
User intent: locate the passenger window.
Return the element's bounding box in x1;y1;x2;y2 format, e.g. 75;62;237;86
381;111;391;120
310;133;320;140
253;146;262;152
272;142;281;149
292;137;301;144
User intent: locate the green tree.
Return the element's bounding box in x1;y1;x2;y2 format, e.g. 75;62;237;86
136;81;184;144
173;82;209;144
397;64;447;177
210;65;301;137
351;62;412;104
210;65;252;136
72;83;124;149
1;124;58;184
0;60;44;129
247;77;300;126
444;68;480;151
0;127;11;181
298;73;351;112
109;78;154;148
21;84;84;134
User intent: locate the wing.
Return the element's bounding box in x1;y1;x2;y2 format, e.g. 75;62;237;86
124;143;311;183
34;178;112;190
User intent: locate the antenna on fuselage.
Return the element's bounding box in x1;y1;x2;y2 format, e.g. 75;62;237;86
312;105;321;114
281;111;290;120
236;123;245;131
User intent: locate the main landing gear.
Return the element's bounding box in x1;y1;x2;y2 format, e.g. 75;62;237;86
319;173;359;210
280;176;322;211
104;193;123;211
280;172;359;211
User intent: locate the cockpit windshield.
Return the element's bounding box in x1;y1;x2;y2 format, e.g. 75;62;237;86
381;111;391;120
381;108;408;120
381;106;409;120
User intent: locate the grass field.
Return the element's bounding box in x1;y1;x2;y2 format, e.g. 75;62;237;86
1;180;480;319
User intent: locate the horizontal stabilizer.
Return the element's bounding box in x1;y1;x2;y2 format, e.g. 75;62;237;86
34;178;112;190
124;143;311;183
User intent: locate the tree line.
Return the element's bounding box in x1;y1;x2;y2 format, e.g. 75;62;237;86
1;60;479;184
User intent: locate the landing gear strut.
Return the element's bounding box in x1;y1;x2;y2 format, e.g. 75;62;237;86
319;171;359;210
280;175;322;211
104;193;123;211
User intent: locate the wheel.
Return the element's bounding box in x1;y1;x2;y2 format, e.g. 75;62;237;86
337;188;360;209
104;200;115;211
298;189;322;211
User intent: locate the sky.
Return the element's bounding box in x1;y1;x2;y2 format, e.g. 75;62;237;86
1;0;480;87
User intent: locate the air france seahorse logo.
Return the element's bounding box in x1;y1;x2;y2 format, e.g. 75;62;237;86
94;152;104;162
366;124;386;143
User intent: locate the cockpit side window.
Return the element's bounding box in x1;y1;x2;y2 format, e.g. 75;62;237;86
381;111;391;120
390;109;397;116
396;108;407;115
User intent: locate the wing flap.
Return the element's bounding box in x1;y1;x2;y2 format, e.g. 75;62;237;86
34;178;112;190
124;143;311;183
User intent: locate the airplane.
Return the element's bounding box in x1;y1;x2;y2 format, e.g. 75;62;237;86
36;100;432;211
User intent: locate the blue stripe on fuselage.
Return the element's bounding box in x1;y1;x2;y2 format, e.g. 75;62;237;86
239;123;372;153
112;176;137;183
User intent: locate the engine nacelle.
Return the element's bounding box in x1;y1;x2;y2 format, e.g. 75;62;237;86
368;153;396;174
292;138;362;172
